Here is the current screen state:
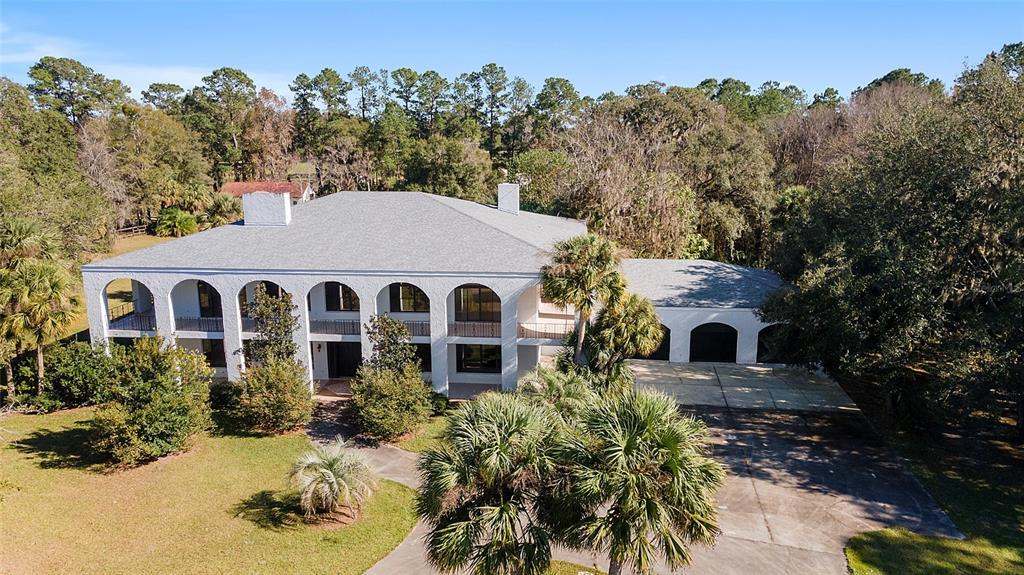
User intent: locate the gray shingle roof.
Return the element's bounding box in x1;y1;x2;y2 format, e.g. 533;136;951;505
621;259;783;309
86;192;586;275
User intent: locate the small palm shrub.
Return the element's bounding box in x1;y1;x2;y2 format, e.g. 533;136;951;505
351;363;432;440
230;357;314;434
155;207;198;237
290;437;377;518
91;338;212;466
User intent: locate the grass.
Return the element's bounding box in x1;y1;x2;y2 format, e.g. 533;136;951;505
394;415;448;453
0;408;417;575
63;234;173;339
844;412;1024;574
546;560;604;574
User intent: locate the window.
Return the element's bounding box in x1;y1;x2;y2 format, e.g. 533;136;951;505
455;285;500;322
389;283;429;312
456;344;500;373
201;339;226;368
415;343;432;372
325;282;360;311
197;281;221;318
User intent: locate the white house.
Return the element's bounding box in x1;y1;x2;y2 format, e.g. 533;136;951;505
81;184;782;398
222;180;316;204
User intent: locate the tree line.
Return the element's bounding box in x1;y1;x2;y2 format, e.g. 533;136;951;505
1;45;1021;436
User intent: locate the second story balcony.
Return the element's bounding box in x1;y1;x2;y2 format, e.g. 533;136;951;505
108;302;156;332
448;321;501;338
175;316;224;332
517;321;574;340
310;319;361;335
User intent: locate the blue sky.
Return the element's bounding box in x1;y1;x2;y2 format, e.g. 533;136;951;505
1;2;1020;101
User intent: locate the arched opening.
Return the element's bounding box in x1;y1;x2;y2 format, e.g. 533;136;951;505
376;282;430;336
171;279;224;332
757;324;785;364
171;279;226;374
105;278;155;332
307;281;360;335
448;283;500;337
632;324;671;360
238;280;287;332
689;322;738;363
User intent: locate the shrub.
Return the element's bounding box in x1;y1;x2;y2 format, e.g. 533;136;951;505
351;363;432;440
290;437;376;517
90;337;212;466
43;341;115;407
429;391;449;416
230;357;314;434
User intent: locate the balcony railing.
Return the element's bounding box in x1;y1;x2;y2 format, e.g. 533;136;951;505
310;319;360;335
448;321;501;338
109;309;156;332
517;322;574;340
241;317;256;332
175;316;224;332
402;320;431;337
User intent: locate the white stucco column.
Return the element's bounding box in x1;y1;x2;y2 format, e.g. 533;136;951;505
428;290;449;395
357;287;377;361
212;279;245;381
737;328;759;364
82;273;110;347
152;284;176;348
285;282;314;385
500;295;519;391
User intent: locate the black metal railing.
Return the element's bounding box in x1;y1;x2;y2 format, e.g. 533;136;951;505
175;316;224;332
109;311;156;331
108;302;135;322
309;319;360;335
449;321;501;338
517;322;574;339
402;320;431;337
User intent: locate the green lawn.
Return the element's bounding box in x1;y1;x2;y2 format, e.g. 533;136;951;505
395;415;448;453
0;408;417;575
845;424;1024;574
547;560;604;574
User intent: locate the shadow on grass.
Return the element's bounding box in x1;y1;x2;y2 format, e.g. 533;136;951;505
846;528;1024;575
10;421;108;472
232;490;304;531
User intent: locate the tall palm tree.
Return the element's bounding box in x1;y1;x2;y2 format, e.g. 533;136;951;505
557;391;725;575
517;367;597;425
417;392;560;575
0;336;17;402
541;233;624;365
290;437;377;518
0;262;79;394
587;292;664;368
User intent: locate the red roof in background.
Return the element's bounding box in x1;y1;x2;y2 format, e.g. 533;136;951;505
222;181;306;200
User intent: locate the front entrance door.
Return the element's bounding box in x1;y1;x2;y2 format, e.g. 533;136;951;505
327;342;362;378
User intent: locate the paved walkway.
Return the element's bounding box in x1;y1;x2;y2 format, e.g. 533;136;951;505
311;365;960;575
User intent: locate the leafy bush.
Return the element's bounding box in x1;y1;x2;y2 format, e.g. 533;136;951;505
351;364;432;440
290;437;376;517
43;341;115;407
155;207;198;237
90;338;212;466
429;391;449;416
229;358;314;434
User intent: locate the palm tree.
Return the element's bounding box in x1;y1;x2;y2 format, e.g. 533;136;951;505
517;367;597;425
155;207;198;237
290;437;377;518
586;292;664;375
0;336;17;402
0;261;79;394
202;193;242;228
557;391;725;575
417;392;560;575
0;218;56;269
541;234;625;365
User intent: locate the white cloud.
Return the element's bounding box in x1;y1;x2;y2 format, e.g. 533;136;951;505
1;24;295;100
0;23;83;64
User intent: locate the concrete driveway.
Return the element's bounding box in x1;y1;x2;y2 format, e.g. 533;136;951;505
315;362;960;575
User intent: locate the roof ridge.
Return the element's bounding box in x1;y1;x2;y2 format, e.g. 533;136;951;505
421;193;548;251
